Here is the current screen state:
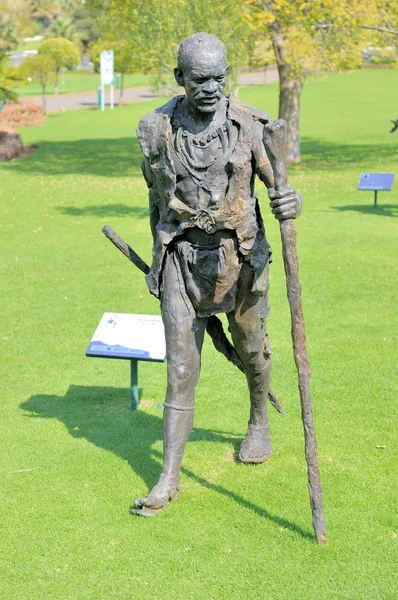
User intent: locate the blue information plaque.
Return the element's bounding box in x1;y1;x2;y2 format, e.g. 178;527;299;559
358;173;394;191
358;173;394;206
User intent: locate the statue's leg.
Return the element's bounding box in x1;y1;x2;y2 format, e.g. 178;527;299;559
133;253;206;512
227;262;272;463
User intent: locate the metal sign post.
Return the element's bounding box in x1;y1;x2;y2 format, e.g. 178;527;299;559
130;359;139;410
86;313;166;410
110;83;114;110
100;50;114;111
358;173;394;207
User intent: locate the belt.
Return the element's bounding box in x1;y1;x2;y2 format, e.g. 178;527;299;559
183;227;235;249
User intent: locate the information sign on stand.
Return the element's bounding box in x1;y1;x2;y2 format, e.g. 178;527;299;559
358;172;394;207
100;50;114;112
86;313;166;410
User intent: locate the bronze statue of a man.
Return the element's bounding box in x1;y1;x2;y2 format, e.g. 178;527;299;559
133;33;301;515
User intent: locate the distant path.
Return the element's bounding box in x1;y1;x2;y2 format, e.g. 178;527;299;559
21;86;161;112
20;67;279;113
8;49;38;67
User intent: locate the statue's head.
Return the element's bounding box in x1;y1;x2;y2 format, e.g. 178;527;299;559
174;33;228;116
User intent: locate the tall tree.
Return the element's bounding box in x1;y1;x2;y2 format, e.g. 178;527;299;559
247;0;377;162
70;4;100;54
86;0;394;162
86;0;249;90
46;2;100;53
0;13;20;53
29;0;61;30
47;15;81;44
38;37;80;93
362;0;398;62
0;0;38;38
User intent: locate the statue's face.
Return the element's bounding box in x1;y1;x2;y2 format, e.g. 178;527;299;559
177;49;228;115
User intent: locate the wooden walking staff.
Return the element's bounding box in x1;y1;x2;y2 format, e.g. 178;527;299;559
263;119;327;545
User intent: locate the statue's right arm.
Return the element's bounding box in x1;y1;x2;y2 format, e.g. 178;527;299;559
141;157;160;243
253;120;302;221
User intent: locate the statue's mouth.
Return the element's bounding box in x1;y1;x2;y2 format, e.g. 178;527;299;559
199;96;219;104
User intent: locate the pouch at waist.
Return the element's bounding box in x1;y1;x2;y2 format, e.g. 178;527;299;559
174;233;240;318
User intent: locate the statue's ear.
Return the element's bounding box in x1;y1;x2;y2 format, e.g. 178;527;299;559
174;67;184;87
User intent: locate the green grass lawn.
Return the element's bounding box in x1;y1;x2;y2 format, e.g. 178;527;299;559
1;68;397;599
17;39;42;52
16;70;151;98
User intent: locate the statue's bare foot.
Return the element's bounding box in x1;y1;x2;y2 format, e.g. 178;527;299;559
131;474;181;516
238;424;272;463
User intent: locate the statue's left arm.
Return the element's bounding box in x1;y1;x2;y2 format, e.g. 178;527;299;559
253;120;302;221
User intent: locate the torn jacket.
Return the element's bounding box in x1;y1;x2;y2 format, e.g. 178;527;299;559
136;93;275;299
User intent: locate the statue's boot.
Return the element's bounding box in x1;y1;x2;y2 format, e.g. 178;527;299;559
238;356;272;463
239;422;272;463
133;403;194;513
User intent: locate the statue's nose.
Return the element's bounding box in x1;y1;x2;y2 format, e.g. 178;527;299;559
203;79;218;94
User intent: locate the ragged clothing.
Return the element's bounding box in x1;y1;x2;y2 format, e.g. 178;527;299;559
136;93;275;301
171;228;240;318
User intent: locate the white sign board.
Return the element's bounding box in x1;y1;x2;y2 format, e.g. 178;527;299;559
100;50;114;86
86;313;166;361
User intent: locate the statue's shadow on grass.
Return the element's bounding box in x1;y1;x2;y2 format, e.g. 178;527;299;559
21;385;312;541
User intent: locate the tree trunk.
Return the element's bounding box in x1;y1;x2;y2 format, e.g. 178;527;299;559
277;64;303;163
119;73;124;101
54;68;59;95
41;86;47;116
271;23;304;163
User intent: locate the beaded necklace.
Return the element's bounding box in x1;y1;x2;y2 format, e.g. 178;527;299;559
174;120;234;185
